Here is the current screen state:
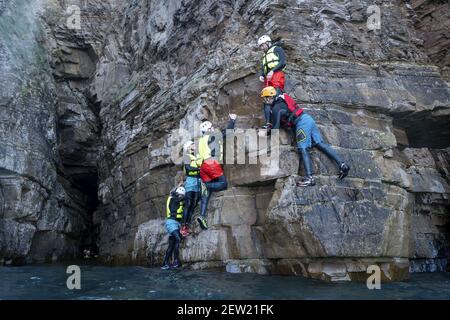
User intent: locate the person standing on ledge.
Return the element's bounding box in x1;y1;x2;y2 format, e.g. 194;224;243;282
197;114;237;230
180;141;202;237
161;186;186;270
260;86;350;187
257;34;287;129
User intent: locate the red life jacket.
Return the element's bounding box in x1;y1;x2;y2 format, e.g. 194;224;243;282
279;93;303;128
281;93;303;117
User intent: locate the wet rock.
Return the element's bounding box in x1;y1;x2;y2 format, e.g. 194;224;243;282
1;0;449;281
0;0;114;263
226;259;272;275
90;0;450;281
0;219;36;259
411;0;450;72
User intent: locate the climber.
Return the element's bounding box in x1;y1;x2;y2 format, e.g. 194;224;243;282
261;86;350;186
257;35;287;129
161;186;186;270
180;141;202;237
197;114;237;230
261;86;289;132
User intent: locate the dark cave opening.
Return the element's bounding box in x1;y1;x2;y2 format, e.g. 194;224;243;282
392;111;450;149
69;170;100;258
56;117;102;259
72;172;99;213
55;87;103;260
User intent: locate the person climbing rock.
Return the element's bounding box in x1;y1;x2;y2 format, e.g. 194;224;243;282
260;86;289;132
197;114;237;230
260;86;350;186
257;35;287;129
180;141;202;237
161;186;186;270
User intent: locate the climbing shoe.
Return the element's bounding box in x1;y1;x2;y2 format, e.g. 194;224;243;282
338;163;350;180
180;225;190;237
261;123;273;130
197;216;208;230
160;264;170;270
297;176;316;187
171;260;182;269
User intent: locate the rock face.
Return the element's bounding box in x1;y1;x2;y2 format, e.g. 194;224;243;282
1;0;449;281
0;0;84;264
410;0;450;80
0;0;115;264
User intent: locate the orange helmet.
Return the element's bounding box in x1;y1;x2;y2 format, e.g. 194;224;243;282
261;86;277;98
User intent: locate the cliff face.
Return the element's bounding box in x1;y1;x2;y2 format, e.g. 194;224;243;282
411;0;450;80
1;0;449;281
0;0;83;264
0;0;114;264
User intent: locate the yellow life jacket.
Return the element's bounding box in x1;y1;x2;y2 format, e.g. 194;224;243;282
262;46;285;75
185;154;202;176
166;196;184;219
198;134;223;162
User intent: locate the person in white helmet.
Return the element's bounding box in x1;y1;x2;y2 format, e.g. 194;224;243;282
197;114;237;230
161;186;186;269
257;34;287;129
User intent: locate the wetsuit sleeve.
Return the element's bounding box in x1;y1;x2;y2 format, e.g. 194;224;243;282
223;119;236;137
207;134;215;158
222;119;236;149
271;47;286;73
206;120;236;157
208;120;235;140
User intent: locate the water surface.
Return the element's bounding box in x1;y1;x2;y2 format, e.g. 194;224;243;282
0;265;449;300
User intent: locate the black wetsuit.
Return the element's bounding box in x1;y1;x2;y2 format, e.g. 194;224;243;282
183;158;201;225
163;192;184;267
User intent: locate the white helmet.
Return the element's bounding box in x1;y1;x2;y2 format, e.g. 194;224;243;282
200;121;212;134
183;140;194;152
257;35;271;47
175;186;186;197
